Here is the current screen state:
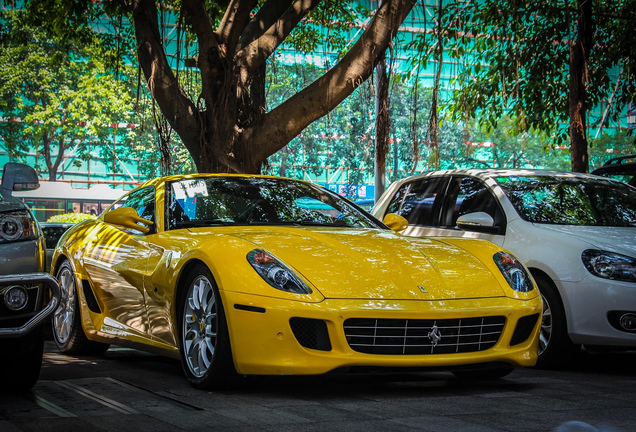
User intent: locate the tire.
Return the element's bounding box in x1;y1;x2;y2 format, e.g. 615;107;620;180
0;326;44;391
178;264;237;389
534;274;579;369
52;260;109;355
452;366;514;380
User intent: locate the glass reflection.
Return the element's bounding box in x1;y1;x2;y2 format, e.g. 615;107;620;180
496;176;636;226
165;177;382;230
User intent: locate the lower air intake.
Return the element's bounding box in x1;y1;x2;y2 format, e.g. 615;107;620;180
510;313;540;346
290;317;332;351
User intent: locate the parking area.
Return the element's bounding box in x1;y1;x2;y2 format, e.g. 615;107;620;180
1;342;635;432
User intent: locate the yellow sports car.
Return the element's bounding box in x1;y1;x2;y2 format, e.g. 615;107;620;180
50;174;542;389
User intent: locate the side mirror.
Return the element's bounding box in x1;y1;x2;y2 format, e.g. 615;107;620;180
456;212;498;233
1;163;40;197
383;213;408;232
103;207;153;234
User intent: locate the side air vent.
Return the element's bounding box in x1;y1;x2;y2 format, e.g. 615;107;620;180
82;279;102;313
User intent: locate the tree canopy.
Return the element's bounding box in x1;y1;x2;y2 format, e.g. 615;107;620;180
0;9;137;181
432;0;636;172
2;0;634;180
11;0;416;174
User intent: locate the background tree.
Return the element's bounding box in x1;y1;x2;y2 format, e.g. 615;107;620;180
0;10;137;181
440;0;636;173
19;0;416;174
468;116;571;171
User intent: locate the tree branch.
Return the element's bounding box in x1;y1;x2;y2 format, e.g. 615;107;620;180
236;0;295;52
132;0;202;162
236;0;321;75
239;0;416;171
218;0;259;56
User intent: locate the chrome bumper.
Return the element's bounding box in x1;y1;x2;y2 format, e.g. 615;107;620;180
0;273;61;338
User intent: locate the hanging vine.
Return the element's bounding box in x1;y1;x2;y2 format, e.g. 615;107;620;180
426;0;443;170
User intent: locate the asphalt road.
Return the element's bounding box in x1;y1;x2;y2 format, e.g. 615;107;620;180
1;342;635;432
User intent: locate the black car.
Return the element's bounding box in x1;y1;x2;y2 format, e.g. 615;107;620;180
0;163;60;390
591;155;636;187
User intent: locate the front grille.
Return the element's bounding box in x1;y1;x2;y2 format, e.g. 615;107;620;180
344;316;506;355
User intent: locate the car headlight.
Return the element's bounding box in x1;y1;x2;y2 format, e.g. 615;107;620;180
581;249;636;283
247;249;312;294
493;251;534;293
0;211;37;243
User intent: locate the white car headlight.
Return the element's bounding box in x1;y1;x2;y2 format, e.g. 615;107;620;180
0;210;37;243
247;249;312;294
493;251;534;293
581;249;636;283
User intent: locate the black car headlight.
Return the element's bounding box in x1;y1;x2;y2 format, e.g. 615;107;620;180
581;249;636;283
0;210;37;243
493;251;534;293
247;249;312;294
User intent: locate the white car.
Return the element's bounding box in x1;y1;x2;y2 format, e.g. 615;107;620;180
372;169;636;367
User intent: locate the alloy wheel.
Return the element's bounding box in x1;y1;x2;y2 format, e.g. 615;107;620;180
182;275;218;378
54;265;76;344
539;292;552;355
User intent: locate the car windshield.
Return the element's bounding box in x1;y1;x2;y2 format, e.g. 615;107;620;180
165;177;382;230
495;175;636;226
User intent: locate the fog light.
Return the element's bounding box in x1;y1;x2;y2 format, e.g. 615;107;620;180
4;285;28;311
619;313;636;331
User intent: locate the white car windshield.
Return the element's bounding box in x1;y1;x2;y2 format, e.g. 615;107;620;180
496;175;636;227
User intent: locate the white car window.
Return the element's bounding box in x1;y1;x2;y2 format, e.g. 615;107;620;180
385;177;447;226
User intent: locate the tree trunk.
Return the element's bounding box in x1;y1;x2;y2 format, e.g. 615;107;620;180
374;49;389;202
569;0;592;173
43;130;64;182
132;0;416;175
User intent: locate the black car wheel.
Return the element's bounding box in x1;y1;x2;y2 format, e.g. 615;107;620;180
52;260;109;355
178;264;237;389
534;274;579;368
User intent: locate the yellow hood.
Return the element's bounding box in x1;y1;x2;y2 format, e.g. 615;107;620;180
227;227;506;301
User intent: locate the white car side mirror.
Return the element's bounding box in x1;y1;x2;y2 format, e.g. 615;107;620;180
457;212;495;231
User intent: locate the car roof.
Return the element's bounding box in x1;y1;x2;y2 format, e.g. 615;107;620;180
393;168;604;184
137;173;306;189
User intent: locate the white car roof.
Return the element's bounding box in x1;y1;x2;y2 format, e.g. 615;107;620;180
399;168;606;183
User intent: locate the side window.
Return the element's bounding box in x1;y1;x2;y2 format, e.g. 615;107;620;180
386;177;446;226
442;177;504;229
117;186;156;233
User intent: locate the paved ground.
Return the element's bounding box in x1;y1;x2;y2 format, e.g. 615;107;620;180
1;342;635;432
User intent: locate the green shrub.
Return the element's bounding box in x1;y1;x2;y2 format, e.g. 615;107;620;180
46;212;96;223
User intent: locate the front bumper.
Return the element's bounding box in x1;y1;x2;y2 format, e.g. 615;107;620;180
561;277;636;346
0;273;61;338
222;291;542;376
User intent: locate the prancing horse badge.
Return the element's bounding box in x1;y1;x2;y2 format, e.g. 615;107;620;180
418;285;428;293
